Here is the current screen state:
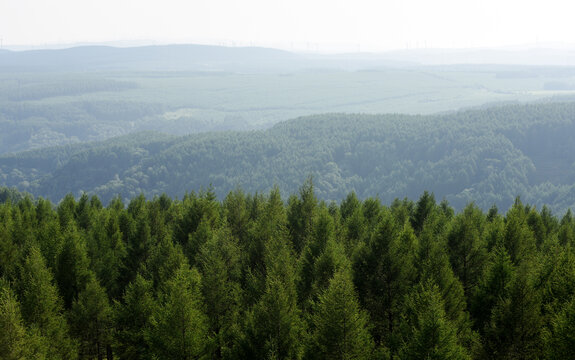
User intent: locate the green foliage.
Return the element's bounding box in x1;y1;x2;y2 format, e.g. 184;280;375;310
482;265;543;359
243;274;304;360
470;246;516;334
447;203;488;299
147;265;209;360
0;283;47;360
352;210;418;347
6;102;575;214
309;270;374;360
397;282;471;360
55;226;91;309
545;295;575;359
69;276;113;360
20;247;76;359
2;187;575;359
114;275;155;360
197;228;243;359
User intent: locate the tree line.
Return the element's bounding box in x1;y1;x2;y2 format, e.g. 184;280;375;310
1;181;575;359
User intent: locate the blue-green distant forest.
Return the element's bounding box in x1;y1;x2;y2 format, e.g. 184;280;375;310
2;101;575;213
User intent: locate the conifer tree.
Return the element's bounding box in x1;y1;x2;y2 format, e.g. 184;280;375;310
417;216;474;347
243;186;289;305
503;198;536;265
20;247;77;359
147;264;209;360
55;226;92;309
223;188;251;245
0;203;20;280
0;283;46;360
114;274;155;360
545;295;575;359
470;246;515;334
69;275;113;360
411;191;436;235
311;237;350;302
447;203;487;299
483;264;543;359
287;177;317;255
298;206;335;307
242;235;304;359
352;210;417;347
86;210;127;300
243;275;304;360
310;269;373;360
397;282;470;360
143;233;187;290
197;227;243;359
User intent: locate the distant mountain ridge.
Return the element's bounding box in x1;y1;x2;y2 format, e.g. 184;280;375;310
0;44;303;72
3;43;575;70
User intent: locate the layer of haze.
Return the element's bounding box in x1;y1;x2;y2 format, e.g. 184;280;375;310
1;0;574;52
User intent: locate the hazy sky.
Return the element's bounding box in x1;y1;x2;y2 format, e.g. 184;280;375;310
1;0;574;52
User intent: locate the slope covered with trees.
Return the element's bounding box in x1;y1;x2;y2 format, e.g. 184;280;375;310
1;184;575;359
2;101;575;213
3;45;575;155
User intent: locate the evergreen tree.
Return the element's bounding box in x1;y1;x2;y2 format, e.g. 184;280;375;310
483;264;543;359
447;203;487;300
197;228;243;359
114;275;155;360
298;206;336;307
0;203;20;280
310;237;351;303
410;191;436;235
243;275;304;360
470;246;515;334
86;210;127;300
397;282;470;360
241;235;304;359
223;188;251;245
503;198;536;265
309;270;373;360
242;186;289;306
20;247;77;359
57;193;77;230
147;265;209;360
0;283;46;360
352;210;417;348
417;215;474;347
143;233;187;291
55;226;92;309
545;295;575;359
69;276;113;360
287;177;317;255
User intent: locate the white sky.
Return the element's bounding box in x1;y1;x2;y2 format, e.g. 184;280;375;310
1;0;574;52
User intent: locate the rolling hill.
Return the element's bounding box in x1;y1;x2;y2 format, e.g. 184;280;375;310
2;101;575;213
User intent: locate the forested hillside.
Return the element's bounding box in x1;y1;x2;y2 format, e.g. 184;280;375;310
2;101;575;213
1;184;575;359
3;45;575;154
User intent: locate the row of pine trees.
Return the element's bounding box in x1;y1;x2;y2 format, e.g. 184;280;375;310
2;180;575;359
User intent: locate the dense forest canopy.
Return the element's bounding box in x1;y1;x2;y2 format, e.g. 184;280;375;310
1;184;575;359
2;101;575;213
